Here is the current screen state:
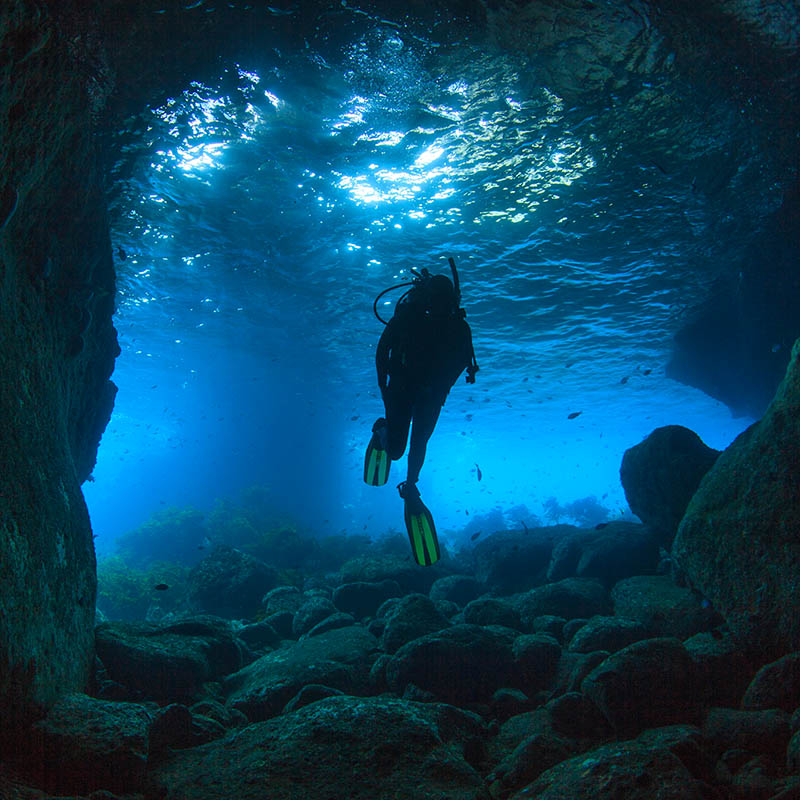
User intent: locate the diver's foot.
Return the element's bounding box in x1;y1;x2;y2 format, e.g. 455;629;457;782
397;480;423;512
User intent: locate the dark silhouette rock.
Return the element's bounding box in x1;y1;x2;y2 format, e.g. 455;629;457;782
582;638;697;737
611;575;716;639
237;620;281;651
472;527;570;595
187;545;277;619
386;624;515;704
224;626;378;721
150;695;487;800
620;426;720;546
95;618;242;703
673;338;800;660
547;522;661;583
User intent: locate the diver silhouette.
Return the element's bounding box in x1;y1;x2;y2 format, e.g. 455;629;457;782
364;258;478;565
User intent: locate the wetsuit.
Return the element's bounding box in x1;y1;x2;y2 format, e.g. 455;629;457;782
376;301;474;484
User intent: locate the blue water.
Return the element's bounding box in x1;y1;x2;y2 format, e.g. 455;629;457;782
85;6;787;553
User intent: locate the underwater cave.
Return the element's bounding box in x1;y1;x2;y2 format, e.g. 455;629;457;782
1;0;799;797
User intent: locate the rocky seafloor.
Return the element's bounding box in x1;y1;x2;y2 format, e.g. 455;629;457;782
4;341;800;800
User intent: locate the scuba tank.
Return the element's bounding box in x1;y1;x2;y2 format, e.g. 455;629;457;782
372;257;479;383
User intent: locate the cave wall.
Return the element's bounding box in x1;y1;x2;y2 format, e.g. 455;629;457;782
0;0;118;733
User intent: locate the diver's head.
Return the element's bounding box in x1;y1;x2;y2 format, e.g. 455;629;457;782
425;274;457;317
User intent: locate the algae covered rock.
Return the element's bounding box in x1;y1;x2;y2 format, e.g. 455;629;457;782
150;695;489;800
26;693;151;795
620;425;720;546
581;638;697;737
187;545;277;619
611;574;715;639
224;625;378;721
386;623;515;704
95;617;242;703
512;732;710;799
672;338;800;659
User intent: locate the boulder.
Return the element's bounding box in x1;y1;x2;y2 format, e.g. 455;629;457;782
386;624;515;704
472;528;571;595
332;579;402;618
463;597;524;631
512;736;710;799
544;691;612;744
490;730;574;798
292;595;337;637
620;425;720;546
611;575;715;639
512;634;562;695
567;616;650;654
380;593;450;654
581;638;697;737
684;630;755;708
430;574;483;607
672;338;800;659
547;522;660;584
150;696;488;800
95;617;243;703
741;652;800;713
25;693;151;795
261;585;304;617
338;554;442;594
513;578;611;627
305;612;355;637
224;626;378;721
187;545;277;619
702;707;792;760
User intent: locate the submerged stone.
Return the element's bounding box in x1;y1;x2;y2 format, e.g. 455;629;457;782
150;695;489;800
673;338;800;659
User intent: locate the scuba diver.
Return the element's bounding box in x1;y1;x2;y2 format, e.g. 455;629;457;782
364;258;478;566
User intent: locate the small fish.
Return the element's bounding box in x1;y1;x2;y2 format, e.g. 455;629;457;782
520;520;529;533
595;522;608;530
350;415;359;421
566;361;575;368
470;530;482;541
475;463;482;481
620;375;629;384
154;583;170;591
117;246;127;261
567;411;582;420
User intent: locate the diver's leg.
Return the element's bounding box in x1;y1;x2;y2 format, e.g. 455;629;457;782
406;396;442;484
383;385;412;461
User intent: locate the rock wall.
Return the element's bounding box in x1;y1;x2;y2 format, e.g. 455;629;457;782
0;0;118;735
673;338;800;660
